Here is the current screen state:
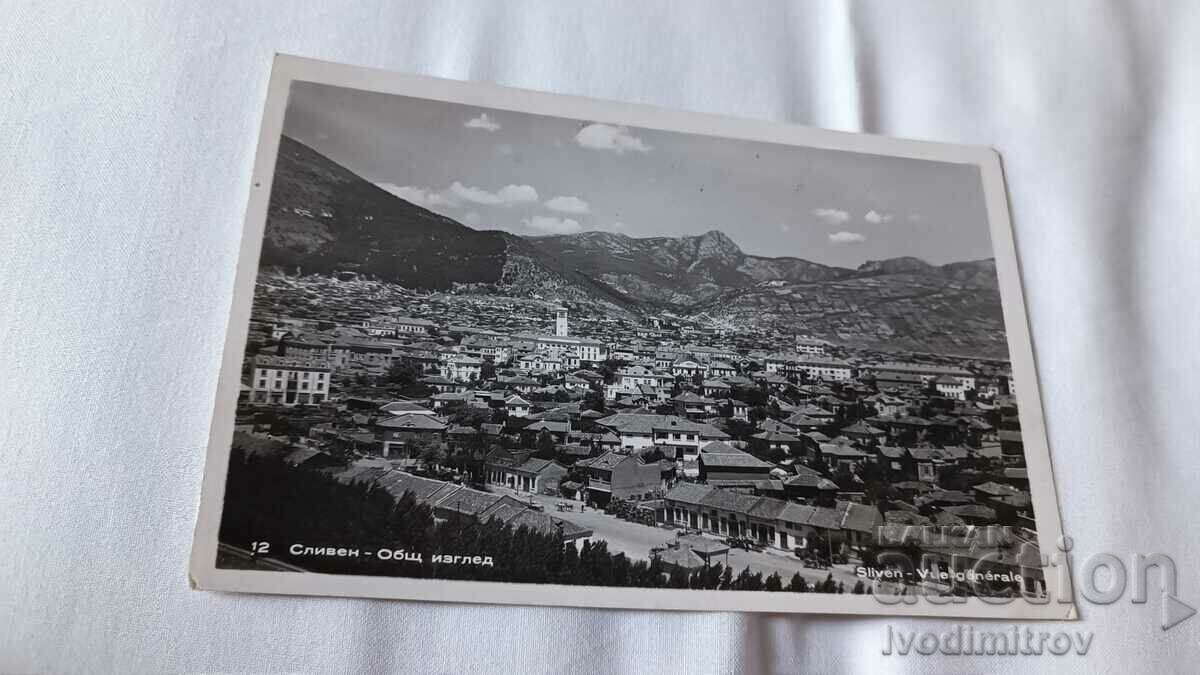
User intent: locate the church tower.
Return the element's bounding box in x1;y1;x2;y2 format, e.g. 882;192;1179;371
555;305;569;337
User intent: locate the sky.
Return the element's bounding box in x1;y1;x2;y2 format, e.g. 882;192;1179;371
281;81;994;269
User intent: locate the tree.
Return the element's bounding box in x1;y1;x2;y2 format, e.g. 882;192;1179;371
535;430;557;459
720;565;733;590
480;361;497;381
852;580;866;594
786;573;809;593
582;388;606;413
765;572;783;592
418;441;445;469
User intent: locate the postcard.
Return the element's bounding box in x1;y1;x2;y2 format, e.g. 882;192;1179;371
190;54;1074;619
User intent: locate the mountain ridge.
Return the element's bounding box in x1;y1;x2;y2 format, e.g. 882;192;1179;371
259;135;1007;356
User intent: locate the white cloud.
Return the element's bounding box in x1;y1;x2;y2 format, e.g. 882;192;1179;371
779;223;792;233
377;184;456;209
575;123;650;154
524;215;583;234
377;181;538;210
907;213;923;222
447;181;538;206
829;231;866;244
865;210;893;224
462;211;482;226
464;113;501;132
544;195;591;214
813;208;851;225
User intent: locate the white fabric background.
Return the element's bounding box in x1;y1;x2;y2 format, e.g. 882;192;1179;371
2;1;1198;672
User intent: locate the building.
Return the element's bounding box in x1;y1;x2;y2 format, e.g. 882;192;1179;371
379;400;437;417
484;449;568;494
790;354;853;382
376;414;448;457
794;336;831;355
935;374;969;400
593;413;730;452
616;365;674;390
503;394;532;417
576;451;663;506
441;353;483;382
248;355;331;406
671;359;707;379
671;392;717;419
361;315;436;336
661;484;882;552
865;392;907;417
868;362;977;391
697;444;776;484
555;305;569;337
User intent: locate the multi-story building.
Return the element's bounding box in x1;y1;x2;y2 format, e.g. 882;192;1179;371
248;355;331;406
593;413;730;452
361;315;436;336
576;451;664;506
868;362;976;391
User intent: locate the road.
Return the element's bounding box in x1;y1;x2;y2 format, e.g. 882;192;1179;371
494;486;863;590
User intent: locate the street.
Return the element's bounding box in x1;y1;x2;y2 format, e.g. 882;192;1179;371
493;486;863;590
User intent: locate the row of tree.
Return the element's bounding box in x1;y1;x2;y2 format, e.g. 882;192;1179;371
218;448;861;593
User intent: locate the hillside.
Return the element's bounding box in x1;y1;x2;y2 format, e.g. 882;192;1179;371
261;136;637;312
524;230;850;305
687;259;1008;357
259;137;1008;356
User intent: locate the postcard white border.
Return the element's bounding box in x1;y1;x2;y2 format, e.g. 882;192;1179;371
189;54;1075;620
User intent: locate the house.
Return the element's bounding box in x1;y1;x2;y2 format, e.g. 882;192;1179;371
671;359;707;379
248;355;332;406
868;362;976;391
866;392;907;417
726;399;750;421
522;419;571;444
702;379;732;398
503;394;532;418
908;446;972;482
750;429;804;456
376;414;448;457
593;413;729;452
839;421;886;445
706;361;737;378
617;365;674;391
498;375;541;394
671;392;717;419
791;354;853;382
484;449;568;494
378;400;436;417
576;451;663;506
816;442;870;473
517;352;564;374
698;446;776;483
661;484;881;552
935;374;969;400
420;375;460;394
782;468;840;504
999;429;1025;465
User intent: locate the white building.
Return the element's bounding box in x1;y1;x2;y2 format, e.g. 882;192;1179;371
441;353;483;382
249;355;331;406
361;315;436;336
869;362;976;391
555;306;569;337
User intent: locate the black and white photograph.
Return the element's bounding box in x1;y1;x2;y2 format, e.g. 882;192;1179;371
190;56;1068;618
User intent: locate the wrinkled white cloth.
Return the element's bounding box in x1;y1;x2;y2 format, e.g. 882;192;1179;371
2;1;1198;672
